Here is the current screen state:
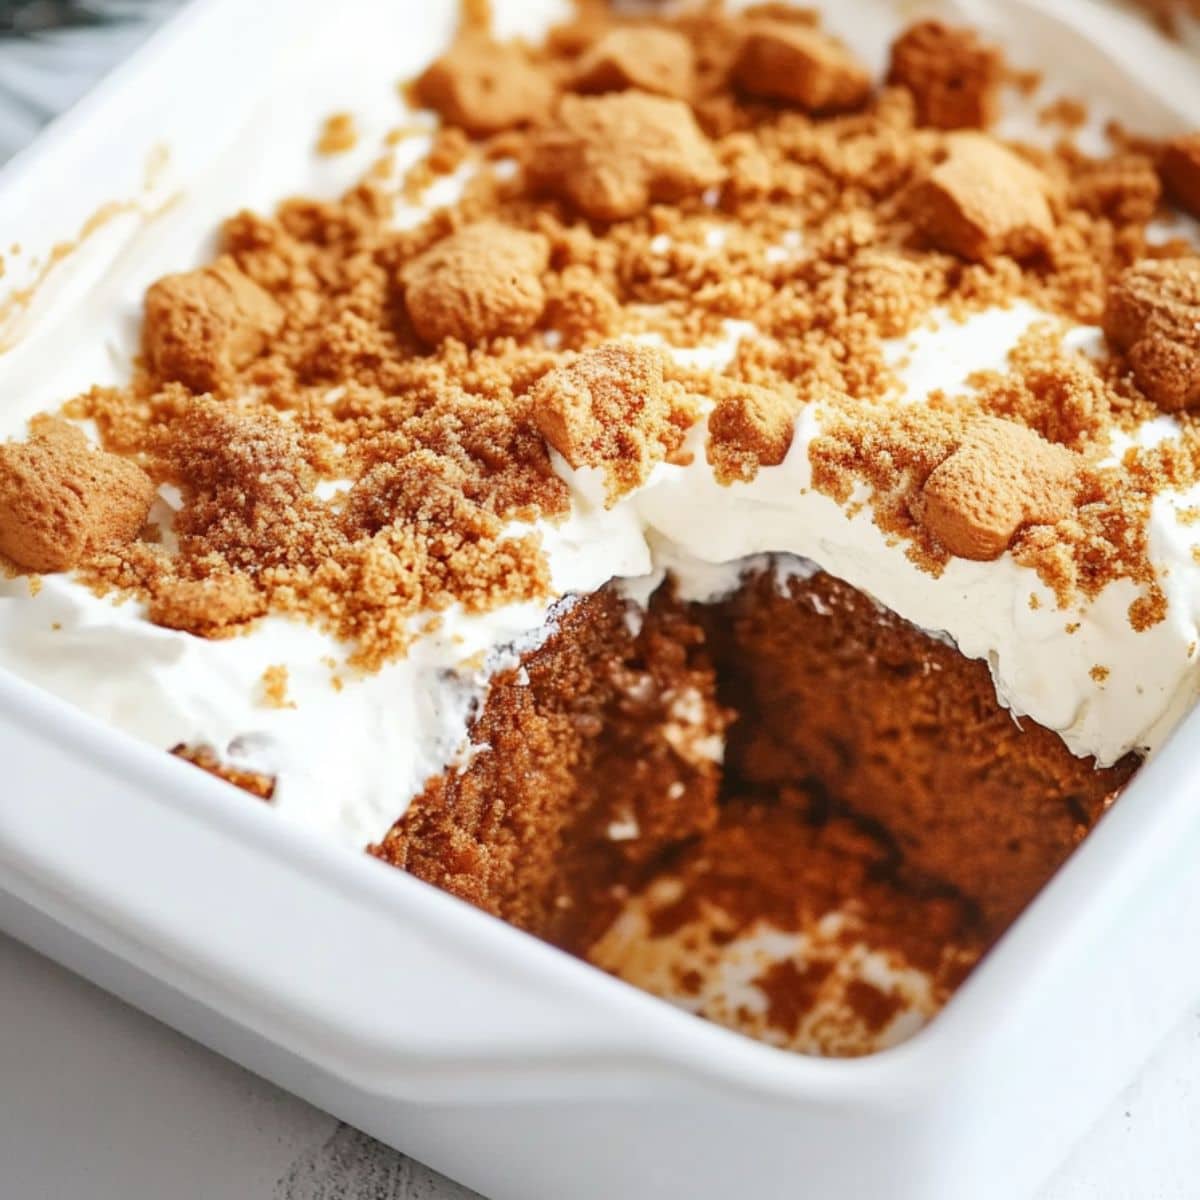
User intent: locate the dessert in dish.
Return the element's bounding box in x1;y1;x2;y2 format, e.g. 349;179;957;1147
1;0;1199;1055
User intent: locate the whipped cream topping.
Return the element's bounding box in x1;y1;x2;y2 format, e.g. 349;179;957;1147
2;0;1200;847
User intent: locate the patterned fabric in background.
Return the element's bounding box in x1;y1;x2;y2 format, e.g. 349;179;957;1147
0;0;183;163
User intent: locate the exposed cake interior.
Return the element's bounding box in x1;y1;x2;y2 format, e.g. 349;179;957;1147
372;562;1134;1052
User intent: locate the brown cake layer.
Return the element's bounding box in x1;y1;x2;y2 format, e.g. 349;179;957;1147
699;570;1138;933
372;563;1139;1045
371;589;728;948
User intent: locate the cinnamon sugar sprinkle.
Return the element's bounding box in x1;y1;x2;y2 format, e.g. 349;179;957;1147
0;0;1193;671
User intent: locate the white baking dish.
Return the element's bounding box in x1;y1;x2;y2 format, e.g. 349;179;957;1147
2;1;1200;1197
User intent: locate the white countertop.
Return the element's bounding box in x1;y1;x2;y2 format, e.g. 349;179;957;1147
1;6;1198;1197
2;929;1198;1199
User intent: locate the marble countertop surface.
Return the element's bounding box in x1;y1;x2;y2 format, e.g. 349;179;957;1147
1;4;1198;1196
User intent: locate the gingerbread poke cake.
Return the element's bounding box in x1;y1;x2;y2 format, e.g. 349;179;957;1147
2;0;1200;1056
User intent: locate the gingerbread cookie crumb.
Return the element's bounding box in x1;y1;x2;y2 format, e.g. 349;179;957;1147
887;20;1004;130
573;27;695;100
911;133;1054;261
260;664;296;710
402;220;549;345
733;20;871;113
917;418;1080;561
1038;97;1088;131
1069;153;1161;224
148;573;267;637
1103;258;1200;411
1160;133;1200;217
413;35;554;136
707;382;796;485
528;92;722;222
143;256;284;393
0;419;155;574
171;743;276;800
317;112;358;156
532;342;696;504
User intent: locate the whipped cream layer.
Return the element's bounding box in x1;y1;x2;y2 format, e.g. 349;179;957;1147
2;0;1200;846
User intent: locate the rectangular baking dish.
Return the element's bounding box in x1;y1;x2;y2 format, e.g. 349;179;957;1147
2;2;1200;1197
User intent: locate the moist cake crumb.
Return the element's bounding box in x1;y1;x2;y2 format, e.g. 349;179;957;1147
171;743;277;800
887;20;1004;130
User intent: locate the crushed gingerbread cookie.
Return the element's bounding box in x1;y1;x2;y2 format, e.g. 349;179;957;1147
532;342;696;503
1038;96;1088;133
910;133;1055;261
917;417;1081;561
573;27;695;100
260;663;295;709
733;20;871;113
886;20;1004;130
1068;152;1161;224
527;91;722;221
1160;132;1200;217
1103;258;1200;411
143;256;284;393
147;573;267;637
170;743;276;800
317;112;358;156
706;380;797;484
0;419;154;574
542;263;621;348
412;34;554;136
401;220;550;345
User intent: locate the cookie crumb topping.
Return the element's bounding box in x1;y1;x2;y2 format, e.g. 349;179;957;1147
1103;259;1200;412
573;27;695;100
9;2;1198;658
917;418;1080;561
527;91;722;221
402;220;550;345
911;133;1055;262
143;257;284;392
0;419;154;573
887;20;1004;131
532;342;696;504
733;20;871;112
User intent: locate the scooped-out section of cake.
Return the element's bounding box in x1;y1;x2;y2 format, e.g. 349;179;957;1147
371;562;1135;1054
